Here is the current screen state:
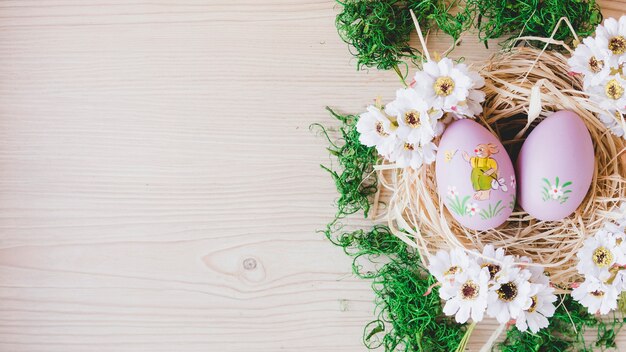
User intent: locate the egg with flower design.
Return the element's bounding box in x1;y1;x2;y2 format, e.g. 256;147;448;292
516;110;594;221
436;119;516;231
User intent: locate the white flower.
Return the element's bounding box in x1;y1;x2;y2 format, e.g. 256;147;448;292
518;256;551;286
440;263;490;323
447;186;458;198
385;88;443;145
515;282;557;333
487;267;534;324
611;270;626;291
475;244;516;282
356;105;397;157
466;203;479;217
588;74;626;111
571;276;620;314
428;248;470;283
510;175;516;190
389;140;437;170
413;58;473;111
568;36;614;88
549;184;563;199
576;229;622;281
598;108;626;137
595;16;626;63
452;70;486;118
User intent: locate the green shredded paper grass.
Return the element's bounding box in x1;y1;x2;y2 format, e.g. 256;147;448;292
314;108;625;351
335;0;602;70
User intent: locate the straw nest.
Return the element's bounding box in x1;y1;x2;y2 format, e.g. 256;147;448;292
378;45;626;290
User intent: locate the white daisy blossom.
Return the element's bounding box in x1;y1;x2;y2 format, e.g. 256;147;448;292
588;74;626;111
598;109;626;137
518;256;551;286
440;263;490;323
430;246;556;332
356;105;397;157
576;229;622;281
486;266;534;324
571;277;620;314
476;245;516;282
568;36;613;88
595;16;626;62
427;248;470;283
385;88;443;145
567;16;626;139
390;140;437;170
452;70;486;118
515;282;557;333
413;58;473;111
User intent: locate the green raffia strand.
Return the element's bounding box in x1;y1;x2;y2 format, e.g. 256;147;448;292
499;294;624;351
471;0;602;47
324;224;467;351
315;107;626;351
311;107;378;218
334;0;473;71
335;0;601;69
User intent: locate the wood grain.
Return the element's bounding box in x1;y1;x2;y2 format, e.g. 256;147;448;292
0;1;623;351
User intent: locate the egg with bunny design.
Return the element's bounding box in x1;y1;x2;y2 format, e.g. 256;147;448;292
436;119;516;231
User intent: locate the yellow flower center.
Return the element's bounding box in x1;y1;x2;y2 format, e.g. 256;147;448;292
610;65;624;76
374;121;388;137
605;79;625;100
403;143;415;151
588;56;604;73
591;290;605;297
608;36;626;55
527;295;538;313
434;76;455;96
481;263;501;280
592;246;614;267
497;282;518;302
444;266;459;276
404;110;421;128
460;281;479;300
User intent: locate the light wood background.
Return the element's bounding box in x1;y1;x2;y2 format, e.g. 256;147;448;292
0;1;624;351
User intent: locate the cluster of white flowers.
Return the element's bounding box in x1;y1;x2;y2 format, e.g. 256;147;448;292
572;202;626;314
428;245;556;333
568;16;626;138
356;58;485;169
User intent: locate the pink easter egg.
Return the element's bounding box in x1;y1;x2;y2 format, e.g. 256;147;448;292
436;119;516;231
516;110;594;221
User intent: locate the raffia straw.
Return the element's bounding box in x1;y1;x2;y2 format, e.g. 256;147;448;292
378;44;626;292
409;9;430;62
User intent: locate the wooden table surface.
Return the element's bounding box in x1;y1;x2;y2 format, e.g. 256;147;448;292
0;1;624;351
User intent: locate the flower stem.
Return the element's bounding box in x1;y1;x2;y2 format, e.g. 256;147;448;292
455;321;477;352
393;64;408;88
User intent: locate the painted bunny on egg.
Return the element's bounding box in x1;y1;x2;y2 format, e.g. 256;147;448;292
462;143;508;201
